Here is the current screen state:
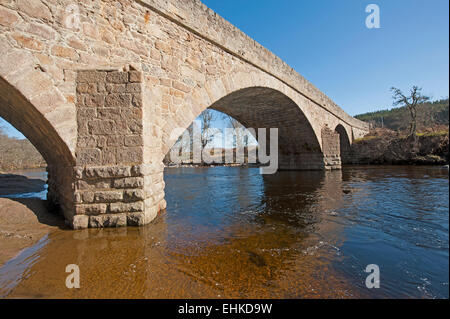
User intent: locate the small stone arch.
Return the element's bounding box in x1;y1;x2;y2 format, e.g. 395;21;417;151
335;124;352;164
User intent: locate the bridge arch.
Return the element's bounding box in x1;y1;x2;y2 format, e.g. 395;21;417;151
0;72;76;220
0;77;74;167
158;72;331;170
335;124;351;164
161;85;325;170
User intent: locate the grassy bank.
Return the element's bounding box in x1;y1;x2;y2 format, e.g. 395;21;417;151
347;128;449;165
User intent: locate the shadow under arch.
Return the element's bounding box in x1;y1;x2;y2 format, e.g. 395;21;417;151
164;86;326;170
335;124;351;164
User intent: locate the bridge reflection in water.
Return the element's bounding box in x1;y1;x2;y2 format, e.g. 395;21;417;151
0;166;448;299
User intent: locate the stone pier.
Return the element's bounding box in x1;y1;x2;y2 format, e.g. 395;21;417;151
70;69;165;229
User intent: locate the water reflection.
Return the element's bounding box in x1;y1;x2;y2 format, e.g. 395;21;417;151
0;166;448;299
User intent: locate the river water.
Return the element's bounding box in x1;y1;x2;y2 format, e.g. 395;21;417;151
0;166;448;299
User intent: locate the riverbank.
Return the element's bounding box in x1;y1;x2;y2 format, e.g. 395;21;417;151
346;128;449;166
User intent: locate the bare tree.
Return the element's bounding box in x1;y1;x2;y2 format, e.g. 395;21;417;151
224;115;247;149
200;109;217;149
391;86;429;136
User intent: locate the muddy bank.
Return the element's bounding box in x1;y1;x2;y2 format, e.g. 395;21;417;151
345;129;449;166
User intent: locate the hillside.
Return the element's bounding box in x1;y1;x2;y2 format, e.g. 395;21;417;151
0;128;46;171
355;99;449;132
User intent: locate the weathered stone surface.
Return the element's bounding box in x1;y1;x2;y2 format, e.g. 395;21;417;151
51;45;78;60
129;71;143;83
89;214;127;228
76;204;107;215
106;71;129;84
116;147;143;164
127;212;146;226
82;191;95;203
12;34;43;51
94;191;123;203
77;71;107;83
113;177;144;189
77;148;101;165
105;94;131;108
110;202;144;213
84;166;131;179
17;0;52;21
72;215;89;230
124;189;145;201
0;7;20;27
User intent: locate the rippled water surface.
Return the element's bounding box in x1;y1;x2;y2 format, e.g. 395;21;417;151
0;166;448;298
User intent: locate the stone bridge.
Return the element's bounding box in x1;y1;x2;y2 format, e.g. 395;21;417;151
0;0;369;229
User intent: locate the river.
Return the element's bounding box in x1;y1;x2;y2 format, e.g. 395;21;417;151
0;166;448;298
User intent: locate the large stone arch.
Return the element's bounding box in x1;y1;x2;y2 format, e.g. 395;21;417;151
0;76;75;167
0;38;78;223
0;74;76;223
159;84;324;171
156;71;335;170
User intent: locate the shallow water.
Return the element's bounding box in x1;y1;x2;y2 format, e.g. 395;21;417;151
0;166;448;298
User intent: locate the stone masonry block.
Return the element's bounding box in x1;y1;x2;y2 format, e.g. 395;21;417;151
129;71;142;83
77;71;106;83
76;204;107;216
77;148;101;165
89;214;127;228
72;215;89;230
94;191;123;203
106;71;129;84
109;201;144;213
105;93;131;107
84;166;131;179
113;177;144;189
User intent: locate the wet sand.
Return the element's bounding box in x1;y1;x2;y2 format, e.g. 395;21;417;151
0;171;65;267
0;198;65;266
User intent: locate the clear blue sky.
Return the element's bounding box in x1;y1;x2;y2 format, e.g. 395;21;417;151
1;0;448;140
201;0;449;115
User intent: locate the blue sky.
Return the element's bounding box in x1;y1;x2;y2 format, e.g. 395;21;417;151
1;0;448;140
201;0;449;114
